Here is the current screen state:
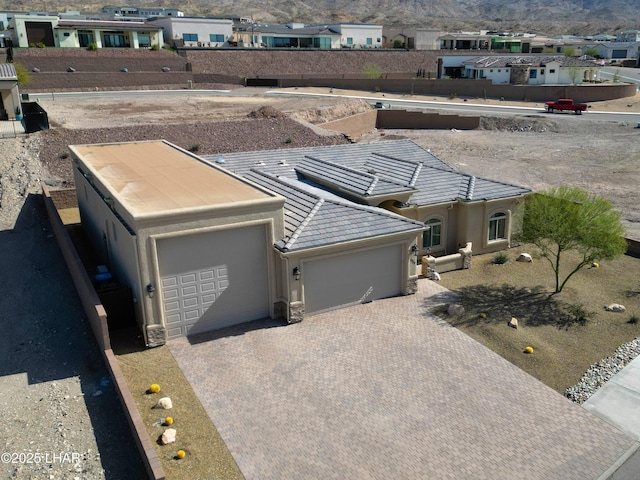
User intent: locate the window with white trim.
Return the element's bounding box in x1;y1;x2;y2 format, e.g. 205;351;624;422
488;212;507;241
423;218;442;248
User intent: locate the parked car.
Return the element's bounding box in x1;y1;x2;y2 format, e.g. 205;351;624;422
544;99;588;115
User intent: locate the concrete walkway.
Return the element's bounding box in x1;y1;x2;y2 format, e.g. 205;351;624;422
584;356;640;480
169;279;636;480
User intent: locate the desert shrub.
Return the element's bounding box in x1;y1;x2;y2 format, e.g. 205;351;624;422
567;304;593;325
284;137;293;144
59;152;69;159
628;314;639;325
492;252;509;265
87;43;98;51
150;44;159;51
188;144;200;152
449;92;458;99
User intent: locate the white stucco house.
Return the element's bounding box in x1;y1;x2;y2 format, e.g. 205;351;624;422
8;13;164;48
148;16;233;47
588;41;640;61
71;139;529;346
440;54;601;84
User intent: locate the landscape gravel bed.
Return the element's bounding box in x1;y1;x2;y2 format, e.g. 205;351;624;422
565;337;640;404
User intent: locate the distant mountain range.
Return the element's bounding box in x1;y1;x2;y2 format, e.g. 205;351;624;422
6;0;640;36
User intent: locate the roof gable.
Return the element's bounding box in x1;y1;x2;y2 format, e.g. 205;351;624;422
244;170;423;252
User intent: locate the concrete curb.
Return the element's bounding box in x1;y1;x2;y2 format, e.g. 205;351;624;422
42;183;165;480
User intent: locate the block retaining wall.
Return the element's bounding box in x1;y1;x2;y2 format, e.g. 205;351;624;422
42;183;165;480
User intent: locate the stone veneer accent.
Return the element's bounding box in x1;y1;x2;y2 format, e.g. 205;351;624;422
146;325;167;347
289;301;305;324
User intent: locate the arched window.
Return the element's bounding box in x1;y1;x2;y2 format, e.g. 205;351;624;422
488;212;507;241
423;218;442;248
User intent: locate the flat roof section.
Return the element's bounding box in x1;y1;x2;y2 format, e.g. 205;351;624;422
71;140;274;218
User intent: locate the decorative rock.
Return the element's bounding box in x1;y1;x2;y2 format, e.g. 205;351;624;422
605;304;626;312
566;338;640;404
161;66;171;72
156;397;172;409
32;67;40;73
508;317;518;329
121;67;128;73
161;428;176;445
67;67;76;73
447;303;465;316
516;253;532;262
432;271;441;281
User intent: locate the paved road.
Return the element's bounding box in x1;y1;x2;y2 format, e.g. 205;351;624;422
265;90;640;123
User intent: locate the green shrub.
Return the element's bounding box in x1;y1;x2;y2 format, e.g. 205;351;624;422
87;43;98;51
492;252;509;265
628;314;639;325
150;44;159;51
14;63;31;86
187;144;200;152
567;304;593;325
449;92;458;99
36;42;46;48
284;137;293;144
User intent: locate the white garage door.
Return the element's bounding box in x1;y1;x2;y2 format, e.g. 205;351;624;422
157;225;269;339
304;244;403;315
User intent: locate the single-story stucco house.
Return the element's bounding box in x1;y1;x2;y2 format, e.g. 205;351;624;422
70;139;530;346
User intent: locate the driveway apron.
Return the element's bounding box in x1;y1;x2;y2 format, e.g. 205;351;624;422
168;280;635;479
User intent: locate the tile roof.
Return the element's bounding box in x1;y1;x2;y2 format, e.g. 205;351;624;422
244;169;424;252
295;156;416;198
205;139;530;208
462;55;599;68
0;63;17;81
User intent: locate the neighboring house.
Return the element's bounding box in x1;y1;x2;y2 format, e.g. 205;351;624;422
71;139;529;345
149;16;233;47
101;5;184;18
322;23;383;49
382;26;442;49
70;140;425;345
617;30;640;42
0;63;21;120
8;14;164;48
445;55;600;84
233;22;341;49
588;41;640;61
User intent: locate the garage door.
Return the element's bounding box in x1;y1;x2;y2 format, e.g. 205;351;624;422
157;225;269;339
304;244;403;315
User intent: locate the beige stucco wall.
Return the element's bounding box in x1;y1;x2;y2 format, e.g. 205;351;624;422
0;81;21;119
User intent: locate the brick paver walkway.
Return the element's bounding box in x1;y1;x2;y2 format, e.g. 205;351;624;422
168;279;635;480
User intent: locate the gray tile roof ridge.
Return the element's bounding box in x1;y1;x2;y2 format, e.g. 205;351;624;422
300;155;417;190
465;176;476;201
283;198;325;250
368;152;423;187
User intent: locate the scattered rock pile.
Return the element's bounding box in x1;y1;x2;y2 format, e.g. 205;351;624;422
247;106;288;119
565;337;640;404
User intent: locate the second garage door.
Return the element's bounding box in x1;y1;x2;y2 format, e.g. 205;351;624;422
303;244;403;315
157;225;270;339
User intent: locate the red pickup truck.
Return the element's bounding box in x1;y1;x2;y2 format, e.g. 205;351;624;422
544;99;588;115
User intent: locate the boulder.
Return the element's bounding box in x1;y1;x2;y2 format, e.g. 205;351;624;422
161;66;171;72
448;304;465;316
156;397;173;409
604;304;626;313
432;271;441;281
161;428;176;445
32;67;40;73
67;67;76;73
121;67;128;73
516;253;532;262
508;317;518;329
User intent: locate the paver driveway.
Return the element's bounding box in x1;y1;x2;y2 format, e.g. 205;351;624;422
168;280;635;479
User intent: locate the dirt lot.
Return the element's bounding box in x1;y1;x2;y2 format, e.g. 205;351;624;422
36;88;640;241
